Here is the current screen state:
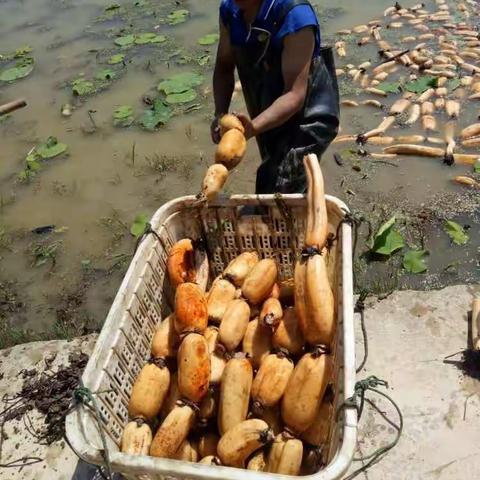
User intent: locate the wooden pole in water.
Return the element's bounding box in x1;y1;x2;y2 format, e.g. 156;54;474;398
472;297;480;351
0;98;27;116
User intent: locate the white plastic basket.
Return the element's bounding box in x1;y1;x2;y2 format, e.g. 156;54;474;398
66;194;357;480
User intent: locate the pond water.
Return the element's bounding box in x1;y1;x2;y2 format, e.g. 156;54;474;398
0;0;478;341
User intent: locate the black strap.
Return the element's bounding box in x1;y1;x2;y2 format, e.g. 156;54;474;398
271;0;313;36
222;0;315;37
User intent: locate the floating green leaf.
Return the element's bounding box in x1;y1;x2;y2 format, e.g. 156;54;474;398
376;81;402;94
114;105;133;119
198;33;219;46
26;153;42;171
95;68;115;81
114;34;135;47
139;99;172;130
72;78;95;96
158;72;204;94
18;168;36;183
0;57;34;82
197;54;210;66
474;159;480;173
113;105;134;127
135;33;166;44
447;78;461;92
108;53;125;64
130;214;149;238
444;220;469;245
404;76;438;94
36;136;68;159
167;9;189;25
371;216;405;256
165;89;197;104
403;249;428;273
13;46;32;58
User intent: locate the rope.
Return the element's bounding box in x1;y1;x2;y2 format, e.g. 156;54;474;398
328;208;368;286
338;376;403;480
0;457;44;468
73;387;114;480
355;291;369;374
134;222;163;254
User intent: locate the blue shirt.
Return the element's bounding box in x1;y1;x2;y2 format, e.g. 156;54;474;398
220;0;321;57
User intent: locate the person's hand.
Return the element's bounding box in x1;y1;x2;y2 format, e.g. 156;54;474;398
210;115;221;144
235;113;257;140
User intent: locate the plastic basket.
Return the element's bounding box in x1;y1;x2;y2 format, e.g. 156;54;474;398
66;194;357;480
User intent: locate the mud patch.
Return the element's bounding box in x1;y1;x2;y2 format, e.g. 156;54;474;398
410;302;435;318
4;352;88;445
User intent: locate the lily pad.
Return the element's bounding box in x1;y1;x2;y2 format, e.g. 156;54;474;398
198;54;210;66
198;33;219;46
371;216;405;256
113;105;134;127
114;105;133;119
130;213;149;238
72;78;95;96
403;249;428;274
95;68;116;81
165;89;197;104
474;159;480;173
167;9;189;25
376;81;402;94
108;54;125;64
404;76;438;94
14;46;33;58
26;153;42;171
36;136;68;159
135;33;166;44
114;34;135;47
157;72;204;94
18;169;36;183
444;220;469;245
140;99;172;130
0;57;34;82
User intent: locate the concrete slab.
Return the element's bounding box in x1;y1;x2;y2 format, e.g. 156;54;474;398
0;336;97;480
346;284;480;480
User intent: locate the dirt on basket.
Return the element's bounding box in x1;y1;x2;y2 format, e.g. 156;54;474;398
5;352;88;445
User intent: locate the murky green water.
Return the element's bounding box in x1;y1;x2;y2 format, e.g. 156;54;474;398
0;0;478;340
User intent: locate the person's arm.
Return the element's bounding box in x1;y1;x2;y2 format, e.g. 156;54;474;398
212;19;236;142
238;28;315;139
